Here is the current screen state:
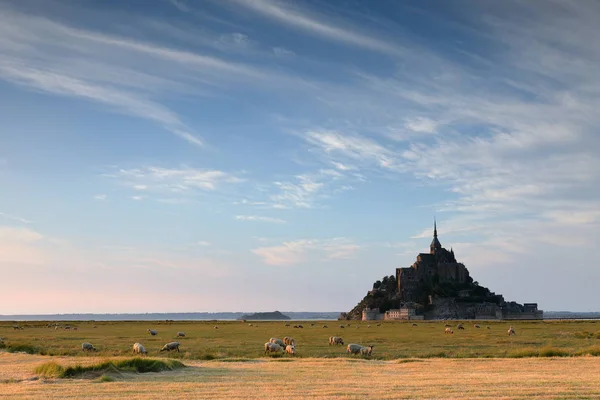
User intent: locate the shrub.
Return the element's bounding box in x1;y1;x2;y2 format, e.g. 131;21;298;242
7;344;41;355
35;358;185;379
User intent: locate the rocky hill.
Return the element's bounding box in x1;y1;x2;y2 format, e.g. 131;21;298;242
238;311;291;320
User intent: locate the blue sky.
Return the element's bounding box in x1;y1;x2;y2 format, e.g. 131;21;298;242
1;0;599;314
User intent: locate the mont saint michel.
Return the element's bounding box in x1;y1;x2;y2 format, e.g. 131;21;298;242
344;222;543;321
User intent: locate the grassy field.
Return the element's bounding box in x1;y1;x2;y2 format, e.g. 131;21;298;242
2;319;600;359
2;353;600;399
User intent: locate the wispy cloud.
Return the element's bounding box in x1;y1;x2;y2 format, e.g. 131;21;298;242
230;0;400;55
167;0;190;13
272;47;296;57
252;237;360;266
94;194;107;201
0;212;32;224
235;215;286;224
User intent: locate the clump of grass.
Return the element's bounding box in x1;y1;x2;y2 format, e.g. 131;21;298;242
507;348;540;358
397;359;424;364
35;358;185;379
421;351;449;358
538;347;569;357
7;344;42;355
94;375;116;383
576;346;600;356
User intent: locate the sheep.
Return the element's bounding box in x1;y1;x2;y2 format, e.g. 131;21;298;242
264;342;284;354
159;342;180;352
508;326;516;336
376;323;381;327
148;329;158;336
339;325;345;329
360;346;374;356
444;324;451;328
367;325;371;328
269;338;285;348
311;323;315;327
132;342;147;355
487;325;491;330
81;342;98;352
177;332;186;337
297;324;304;329
412;323;418;327
283;337;296;346
457;324;464;330
445;327;454;334
474;324;480;328
285;345;296;355
329;336;344;346
347;344;373;356
214;326;219;330
322;325;328;328
285;323;291;327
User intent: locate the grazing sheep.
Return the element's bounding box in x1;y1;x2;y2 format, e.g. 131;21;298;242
264;342;284;354
311;323;315;327
214;326;219;330
269;338;286;347
283;337;296;346
444;324;451;328
487;326;491;330
248;323;253;327
285;345;296;355
347;324;351;327
81;342;97;352
285;323;290;327
445;327;454;334
132;342;147;355
347;344;373;356
12;326;22;330
297;324;304;329
160;342;180;352
177;332;186;337
367;325;371;328
376;323;381;327
329;336;344;346
73;327;78;331
474;324;480;328
322;325;328;328
293;325;298;328
360;346;374;356
412;323;418;327
508;326;516;336
339;325;345;329
457;324;465;330
148;329;158;336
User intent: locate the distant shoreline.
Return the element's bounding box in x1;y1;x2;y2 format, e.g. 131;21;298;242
0;311;598;321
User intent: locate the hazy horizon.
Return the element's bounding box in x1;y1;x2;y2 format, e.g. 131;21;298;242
1;0;599;314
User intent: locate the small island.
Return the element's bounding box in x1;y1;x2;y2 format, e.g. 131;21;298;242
238;311;291;320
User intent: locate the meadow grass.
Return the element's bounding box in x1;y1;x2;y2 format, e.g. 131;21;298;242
1;319;600;360
2;353;600;399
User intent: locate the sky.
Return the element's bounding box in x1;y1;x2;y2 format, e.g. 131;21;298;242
1;0;599;314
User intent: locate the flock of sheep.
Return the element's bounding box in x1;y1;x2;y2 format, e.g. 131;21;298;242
4;321;519;359
81;328;185;354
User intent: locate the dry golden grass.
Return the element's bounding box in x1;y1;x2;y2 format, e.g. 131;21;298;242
1;352;600;399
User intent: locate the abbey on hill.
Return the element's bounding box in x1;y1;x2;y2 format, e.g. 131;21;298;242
343;221;543;321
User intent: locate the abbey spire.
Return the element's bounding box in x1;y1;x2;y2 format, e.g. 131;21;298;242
430;218;442;254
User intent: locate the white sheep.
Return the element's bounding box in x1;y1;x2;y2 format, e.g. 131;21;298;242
269;338;285;347
177;332;186;337
283;337;296;346
159;341;180;352
148;329;158;336
264;342;284;354
329;336;344;345
457;324;465;330
508;326;516;336
285;345;296;355
445;327;454;334
132;342;147;355
347;343;373;355
360;346;374;356
474;324;480;328
322;325;328;328
81;342;97;352
214;326;219;330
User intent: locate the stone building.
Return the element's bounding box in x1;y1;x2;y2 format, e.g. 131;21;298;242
396;221;470;302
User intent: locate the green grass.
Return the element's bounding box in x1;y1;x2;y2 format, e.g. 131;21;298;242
35;358;185;378
3;319;600;360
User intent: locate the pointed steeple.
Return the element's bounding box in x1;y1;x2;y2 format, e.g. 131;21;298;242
430;218;442;254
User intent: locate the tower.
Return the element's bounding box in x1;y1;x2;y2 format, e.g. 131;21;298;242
430;218;442;254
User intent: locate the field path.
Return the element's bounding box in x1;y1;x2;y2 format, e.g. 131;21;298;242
1;353;599;399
